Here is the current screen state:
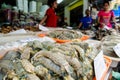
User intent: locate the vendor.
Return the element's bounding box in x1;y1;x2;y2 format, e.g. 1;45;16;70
40;0;58;27
78;9;92;30
98;1;116;29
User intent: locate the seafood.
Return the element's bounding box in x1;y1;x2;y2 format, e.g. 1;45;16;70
35;65;48;76
0;39;98;80
81;59;93;80
41;41;55;51
85;47;98;63
32;41;43;49
65;56;82;77
72;45;85;61
34;65;51;80
0;60;14;74
21;47;32;59
27;74;40;80
34;57;62;75
47;30;83;40
2;50;21;60
32;51;72;74
64;75;75;80
12;76;19;80
102;34;120;57
13;59;27;79
3;70;17;80
20;59;35;73
0;72;5;80
70;42;89;53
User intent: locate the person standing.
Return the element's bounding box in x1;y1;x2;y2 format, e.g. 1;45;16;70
40;0;58;27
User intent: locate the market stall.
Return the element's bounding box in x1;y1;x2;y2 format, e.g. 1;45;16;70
0;28;114;80
0;0;120;80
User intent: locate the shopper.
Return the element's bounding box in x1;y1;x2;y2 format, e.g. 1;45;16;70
78;9;92;30
98;1;116;29
40;0;58;27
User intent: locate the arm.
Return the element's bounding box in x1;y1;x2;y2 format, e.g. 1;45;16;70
98;16;105;27
111;11;118;30
97;16;100;24
78;22;83;29
111;11;116;24
112;16;116;24
97;11;105;27
112;16;118;30
97;11;101;25
39;15;47;25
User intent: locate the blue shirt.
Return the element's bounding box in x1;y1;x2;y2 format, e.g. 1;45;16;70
80;16;92;29
112;6;120;17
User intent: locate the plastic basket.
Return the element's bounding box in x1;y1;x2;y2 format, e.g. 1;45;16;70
93;55;112;80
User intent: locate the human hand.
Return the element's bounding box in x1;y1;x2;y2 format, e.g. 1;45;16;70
114;23;119;31
101;23;105;26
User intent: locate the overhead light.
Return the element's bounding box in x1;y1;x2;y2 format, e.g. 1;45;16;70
57;0;63;4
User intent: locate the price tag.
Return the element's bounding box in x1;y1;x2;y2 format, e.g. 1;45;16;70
94;51;107;80
113;43;120;57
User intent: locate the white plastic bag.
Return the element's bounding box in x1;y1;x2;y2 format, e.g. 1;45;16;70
39;25;49;31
